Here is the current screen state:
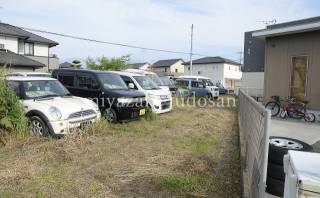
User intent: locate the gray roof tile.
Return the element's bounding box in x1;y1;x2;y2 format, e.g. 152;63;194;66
152;59;183;68
0;49;45;68
184;56;241;66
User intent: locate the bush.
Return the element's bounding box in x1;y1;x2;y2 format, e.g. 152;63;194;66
0;69;28;144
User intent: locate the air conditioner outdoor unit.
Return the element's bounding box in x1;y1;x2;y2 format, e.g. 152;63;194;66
283;150;320;198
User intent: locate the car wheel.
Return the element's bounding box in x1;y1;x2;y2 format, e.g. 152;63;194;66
29;116;50;137
103;108;117;123
268;136;313;165
267;162;285;181
266;177;284;197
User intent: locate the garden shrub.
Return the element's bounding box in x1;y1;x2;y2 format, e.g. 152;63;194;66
0;68;28;144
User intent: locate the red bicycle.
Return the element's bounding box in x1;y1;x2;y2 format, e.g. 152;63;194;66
279;98;316;122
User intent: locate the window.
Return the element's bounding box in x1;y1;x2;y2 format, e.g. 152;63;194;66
121;75;137;89
78;74;99;89
164;68;167;72
58;74;75;87
175;69;178;73
197;71;201;75
191;81;199;88
24;42;34;55
7;81;21;97
188;67;190;71
0;44;4;49
18;42;24;54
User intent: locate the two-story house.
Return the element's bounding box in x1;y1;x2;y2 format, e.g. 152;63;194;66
151;59;184;75
0;22;59;72
183;56;242;88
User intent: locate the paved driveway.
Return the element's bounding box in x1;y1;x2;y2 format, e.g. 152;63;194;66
270;118;320;145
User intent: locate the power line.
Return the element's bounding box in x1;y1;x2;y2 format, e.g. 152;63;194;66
18;26;210;57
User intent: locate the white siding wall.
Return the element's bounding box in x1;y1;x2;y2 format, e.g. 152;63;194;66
34;43;49;57
240;72;264;97
0;36;18;52
223;63;242;80
184;63;224;84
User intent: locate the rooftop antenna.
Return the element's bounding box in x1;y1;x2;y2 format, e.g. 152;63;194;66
257;19;277;26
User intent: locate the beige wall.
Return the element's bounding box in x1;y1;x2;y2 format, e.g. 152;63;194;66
264;30;320;109
170;60;184;74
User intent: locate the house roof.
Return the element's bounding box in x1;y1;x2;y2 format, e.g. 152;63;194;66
152;59;183;68
0;23;59;47
252;16;320;38
130;62;149;69
59;62;71;68
183;56;241;66
0;49;45;68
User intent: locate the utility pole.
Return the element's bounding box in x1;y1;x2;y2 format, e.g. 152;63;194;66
189;24;194;75
237;51;243;64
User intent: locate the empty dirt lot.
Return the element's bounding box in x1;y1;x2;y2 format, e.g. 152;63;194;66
0;100;240;198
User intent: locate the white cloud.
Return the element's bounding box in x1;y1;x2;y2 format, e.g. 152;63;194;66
1;0;319;62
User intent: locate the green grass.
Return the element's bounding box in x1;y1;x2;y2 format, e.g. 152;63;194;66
159;173;211;194
175;136;219;156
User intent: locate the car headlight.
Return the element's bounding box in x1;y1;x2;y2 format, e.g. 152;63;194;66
118;97;133;103
49;106;62;120
148;94;161;99
91;100;100;112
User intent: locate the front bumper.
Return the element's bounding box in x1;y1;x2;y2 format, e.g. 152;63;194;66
50;113;101;135
114;101;147;122
148;98;172;114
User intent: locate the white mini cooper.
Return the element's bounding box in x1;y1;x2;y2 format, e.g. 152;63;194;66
6;76;101;137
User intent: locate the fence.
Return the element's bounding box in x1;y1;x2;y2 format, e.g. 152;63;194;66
238;89;270;198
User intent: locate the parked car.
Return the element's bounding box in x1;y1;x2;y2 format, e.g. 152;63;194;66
6;72;51;78
124;69;170;91
176;76;219;99
215;83;228;94
176;79;213;98
52;69;146;123
159;75;178;94
112;71;172;114
5;76;101;137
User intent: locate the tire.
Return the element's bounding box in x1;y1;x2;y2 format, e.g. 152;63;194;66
29;116;50;137
267;162;285;181
265;102;281;117
268;136;313;165
266;177;284;197
103;108;118;123
304;113;316;122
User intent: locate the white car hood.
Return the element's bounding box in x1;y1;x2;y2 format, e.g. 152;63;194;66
24;96;96;120
145;89;171;96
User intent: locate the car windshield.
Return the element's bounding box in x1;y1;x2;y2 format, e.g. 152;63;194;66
146;74;163;86
202;79;214;86
22;80;70;99
98;73;128;90
133;76;160;90
159;76;173;86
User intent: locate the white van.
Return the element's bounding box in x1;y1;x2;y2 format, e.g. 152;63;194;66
124;69;170;91
177;75;219;99
112;71;172;114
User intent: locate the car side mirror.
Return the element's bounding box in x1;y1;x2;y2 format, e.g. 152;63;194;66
128;83;135;89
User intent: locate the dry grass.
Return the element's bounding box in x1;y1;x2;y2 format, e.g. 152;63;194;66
0;96;240;198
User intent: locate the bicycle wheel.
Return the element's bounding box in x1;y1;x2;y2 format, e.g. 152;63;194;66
304;113;316;122
265;102;281;117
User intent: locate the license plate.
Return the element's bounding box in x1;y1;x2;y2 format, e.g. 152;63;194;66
139;108;146;116
80;121;91;129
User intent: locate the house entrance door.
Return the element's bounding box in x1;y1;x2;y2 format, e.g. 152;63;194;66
290;56;308;101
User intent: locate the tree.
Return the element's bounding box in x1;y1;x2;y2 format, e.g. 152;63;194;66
86;55;130;71
70;60;81;68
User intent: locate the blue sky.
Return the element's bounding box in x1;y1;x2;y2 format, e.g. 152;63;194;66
1;0;320;64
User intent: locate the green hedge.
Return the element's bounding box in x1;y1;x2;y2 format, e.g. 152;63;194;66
0;69;28;144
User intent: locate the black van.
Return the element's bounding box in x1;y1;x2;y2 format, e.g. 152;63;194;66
52;69;146;123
